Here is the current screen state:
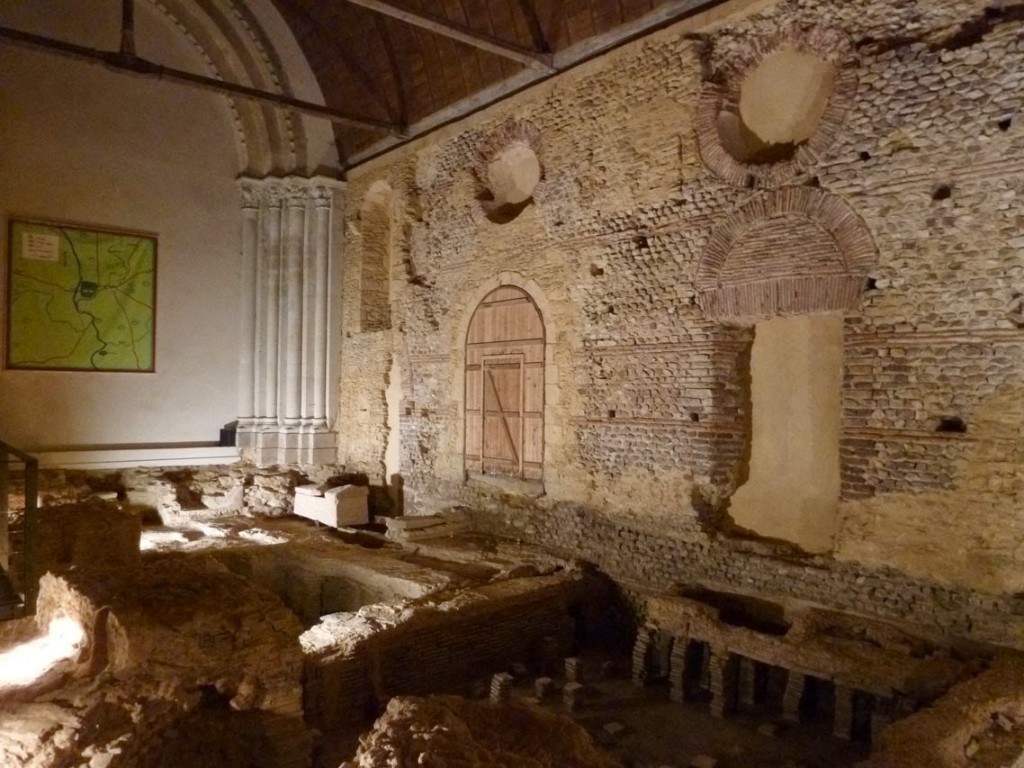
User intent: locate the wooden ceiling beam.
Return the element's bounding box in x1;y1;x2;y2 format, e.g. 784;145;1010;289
342;0;554;72
0;24;404;136
348;0;730;166
515;0;551;54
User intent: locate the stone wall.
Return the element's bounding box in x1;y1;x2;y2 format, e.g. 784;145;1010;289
34;465;369;520
337;0;1024;598
1;559;311;768
460;486;1024;652
303;573;582;732
858;654;1024;768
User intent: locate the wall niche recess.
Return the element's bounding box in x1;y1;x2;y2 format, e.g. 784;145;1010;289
697;26;858;188
472;119;543;224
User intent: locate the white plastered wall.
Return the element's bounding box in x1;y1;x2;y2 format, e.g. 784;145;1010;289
0;0;243;450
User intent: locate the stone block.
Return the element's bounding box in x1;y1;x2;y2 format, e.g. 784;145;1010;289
563;681;584;712
384;514;446;531
293;484;368;528
384;514;471;541
535;676;554;699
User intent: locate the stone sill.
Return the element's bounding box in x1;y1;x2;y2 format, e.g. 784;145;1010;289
34;445;240;470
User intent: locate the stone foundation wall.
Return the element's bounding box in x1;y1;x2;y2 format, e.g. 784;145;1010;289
339;0;1024;595
28;501;142;592
457;486;1024;653
303;573;583;731
33;465;375;520
858;654;1024;768
2;561;311;768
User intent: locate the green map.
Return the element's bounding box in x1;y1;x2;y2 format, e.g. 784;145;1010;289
7;220;156;371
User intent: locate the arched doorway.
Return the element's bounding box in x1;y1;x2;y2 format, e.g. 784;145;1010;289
464;286;545;481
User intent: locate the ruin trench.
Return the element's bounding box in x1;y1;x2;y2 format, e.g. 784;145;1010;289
0;506;593;767
0;494;985;768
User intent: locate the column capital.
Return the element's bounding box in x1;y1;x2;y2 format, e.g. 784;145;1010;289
238;174;345;193
238;180;264;209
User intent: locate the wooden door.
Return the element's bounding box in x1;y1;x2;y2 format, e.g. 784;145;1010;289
482;354;524;476
465;287;544;480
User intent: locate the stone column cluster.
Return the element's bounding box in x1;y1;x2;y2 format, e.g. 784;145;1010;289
236;177;344;466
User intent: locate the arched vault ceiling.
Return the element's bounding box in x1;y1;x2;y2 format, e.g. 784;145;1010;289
269;0;727;168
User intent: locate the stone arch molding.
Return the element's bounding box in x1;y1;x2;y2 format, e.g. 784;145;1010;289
696;25;858;188
151;0;335;176
696;188;877;321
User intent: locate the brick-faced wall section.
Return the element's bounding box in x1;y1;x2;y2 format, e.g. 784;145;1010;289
303;573;585;733
336;331;391;479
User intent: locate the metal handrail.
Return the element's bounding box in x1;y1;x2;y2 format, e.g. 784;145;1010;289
0;440;39;616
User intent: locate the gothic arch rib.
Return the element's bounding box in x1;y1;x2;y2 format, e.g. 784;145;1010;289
149;0;311;175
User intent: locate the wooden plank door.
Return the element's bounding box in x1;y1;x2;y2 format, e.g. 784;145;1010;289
481;354;524;476
464;286;544;480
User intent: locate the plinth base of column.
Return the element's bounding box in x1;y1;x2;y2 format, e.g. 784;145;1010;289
238;427;336;466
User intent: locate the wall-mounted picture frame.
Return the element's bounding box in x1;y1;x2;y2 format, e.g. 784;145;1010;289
6;218;157;372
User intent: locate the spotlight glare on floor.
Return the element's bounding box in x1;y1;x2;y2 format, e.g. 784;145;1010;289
0;617;86;689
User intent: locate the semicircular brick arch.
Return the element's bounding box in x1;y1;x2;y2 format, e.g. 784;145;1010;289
697;187;877;320
696;25;857;189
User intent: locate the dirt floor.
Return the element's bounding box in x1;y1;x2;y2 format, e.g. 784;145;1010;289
493;652;869;768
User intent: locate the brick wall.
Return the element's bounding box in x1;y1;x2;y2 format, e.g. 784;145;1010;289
337;0;1024;598
460;488;1024;652
303;574;582;731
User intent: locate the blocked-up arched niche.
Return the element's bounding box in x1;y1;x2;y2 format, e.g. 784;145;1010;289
697;26;857;188
359;180;393;333
698;188;877;553
464;286;545;481
696;188;877;320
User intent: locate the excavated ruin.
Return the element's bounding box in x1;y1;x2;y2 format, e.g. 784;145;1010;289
0;467;1021;768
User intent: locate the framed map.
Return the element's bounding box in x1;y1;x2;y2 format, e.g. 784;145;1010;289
6;219;156;372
